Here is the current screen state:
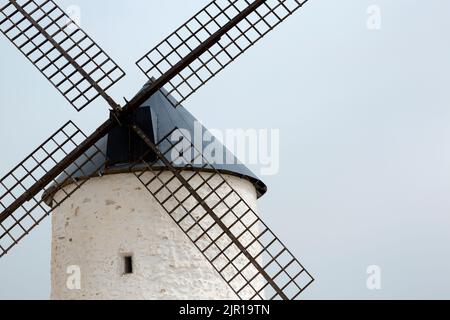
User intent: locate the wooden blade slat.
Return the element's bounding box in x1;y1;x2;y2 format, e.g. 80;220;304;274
136;0;309;107
0;0;124;111
132;126;314;300
0;121;106;257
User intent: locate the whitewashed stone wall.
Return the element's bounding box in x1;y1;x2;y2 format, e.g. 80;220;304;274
51;171;260;300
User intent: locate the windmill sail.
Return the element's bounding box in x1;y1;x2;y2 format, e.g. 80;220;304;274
136;0;310;107
132;125;313;300
0;1;314;298
0;121;106;257
0;0;125;111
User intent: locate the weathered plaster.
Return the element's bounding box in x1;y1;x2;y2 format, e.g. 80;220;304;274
51;171;260;300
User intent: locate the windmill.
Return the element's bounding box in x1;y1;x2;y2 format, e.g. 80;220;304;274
0;0;314;300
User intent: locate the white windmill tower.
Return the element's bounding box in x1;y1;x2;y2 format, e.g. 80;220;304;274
0;0;313;300
46;84;270;299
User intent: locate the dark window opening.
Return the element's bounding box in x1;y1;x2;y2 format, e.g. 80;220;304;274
124;255;133;274
106;106;157;168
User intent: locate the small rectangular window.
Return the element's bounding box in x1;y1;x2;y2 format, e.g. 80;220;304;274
124;255;133;274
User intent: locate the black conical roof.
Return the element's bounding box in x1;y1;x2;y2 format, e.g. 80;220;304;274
47;83;267;202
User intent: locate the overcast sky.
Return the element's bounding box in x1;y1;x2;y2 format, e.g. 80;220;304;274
1;0;450;299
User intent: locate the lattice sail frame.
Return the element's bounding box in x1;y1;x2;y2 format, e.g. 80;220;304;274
133;128;313;300
137;0;309;107
0;0;125;111
0;121;106;257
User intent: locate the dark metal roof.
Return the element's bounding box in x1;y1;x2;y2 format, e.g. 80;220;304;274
49;82;267;200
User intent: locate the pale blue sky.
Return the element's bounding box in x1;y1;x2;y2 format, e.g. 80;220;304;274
1;0;450;299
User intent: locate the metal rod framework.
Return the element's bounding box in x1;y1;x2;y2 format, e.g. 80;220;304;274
131;125;314;299
137;0;310;107
131;124;289;299
1;0;125;111
0;121;106;257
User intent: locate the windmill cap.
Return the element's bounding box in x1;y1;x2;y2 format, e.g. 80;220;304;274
43;81;267;206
